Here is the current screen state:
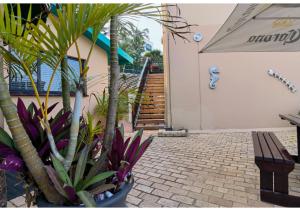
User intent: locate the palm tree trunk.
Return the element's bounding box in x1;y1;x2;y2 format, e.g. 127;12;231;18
99;15;120;171
88;16;120;178
61;55;71;113
0;39;7;208
0;75;64;204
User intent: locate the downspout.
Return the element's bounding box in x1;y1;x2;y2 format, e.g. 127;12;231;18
164;28;173;129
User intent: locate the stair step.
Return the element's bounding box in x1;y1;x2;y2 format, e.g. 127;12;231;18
148;74;164;77
142;102;165;106
147;80;164;83
139;114;164;119
145;89;164;92
146;84;164;87
141;104;165;109
140;109;164;114
137;119;165;124
147;79;164;82
135;124;165;130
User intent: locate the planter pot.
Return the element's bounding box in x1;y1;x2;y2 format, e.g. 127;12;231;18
37;177;134;207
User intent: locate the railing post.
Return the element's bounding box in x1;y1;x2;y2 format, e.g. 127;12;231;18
131;58;151;130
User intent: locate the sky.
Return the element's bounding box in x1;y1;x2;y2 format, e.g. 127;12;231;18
132;16;163;51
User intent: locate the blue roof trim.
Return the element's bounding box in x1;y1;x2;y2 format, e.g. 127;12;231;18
50;5;133;64
84;28;133;64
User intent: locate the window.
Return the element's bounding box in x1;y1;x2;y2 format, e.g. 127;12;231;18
9;56;86;96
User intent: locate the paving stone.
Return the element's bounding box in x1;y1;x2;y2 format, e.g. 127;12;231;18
157;198;180;207
140;193;160;202
139;200;162;207
136;178;153;186
194;200;219;207
126;195;142;206
147;171;161;178
164;181;182;188
171;173;187;179
160;175;177;181
128;189;142;197
148;176;165;184
223;194;247;204
171;194;194;205
135;184;153;193
135;173;150;180
182;185;202;193
169;186;188;195
152;189;173;198
208;195;233;207
201;188;224;198
151;183;170;191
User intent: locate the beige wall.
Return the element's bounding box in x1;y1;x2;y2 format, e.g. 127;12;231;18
164;4;300;130
4;33;109;131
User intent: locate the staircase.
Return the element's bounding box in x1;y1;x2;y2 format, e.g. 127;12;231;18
135;73;165;130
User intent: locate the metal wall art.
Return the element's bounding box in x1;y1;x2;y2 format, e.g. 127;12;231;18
209;66;219;89
267;69;297;93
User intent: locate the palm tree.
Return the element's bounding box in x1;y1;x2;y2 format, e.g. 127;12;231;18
98;15;120;171
61;55;71;113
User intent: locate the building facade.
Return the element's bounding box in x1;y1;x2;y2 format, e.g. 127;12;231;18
163;4;300;130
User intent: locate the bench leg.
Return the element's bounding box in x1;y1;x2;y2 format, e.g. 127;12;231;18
260;171;273;191
274;172;288;194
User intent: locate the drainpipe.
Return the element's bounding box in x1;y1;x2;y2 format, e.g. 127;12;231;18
164;29;173;129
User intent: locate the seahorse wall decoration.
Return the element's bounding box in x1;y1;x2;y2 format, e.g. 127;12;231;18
209;66;219;89
267;69;297;93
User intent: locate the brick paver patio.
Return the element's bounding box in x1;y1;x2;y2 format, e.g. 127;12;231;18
7;129;300;207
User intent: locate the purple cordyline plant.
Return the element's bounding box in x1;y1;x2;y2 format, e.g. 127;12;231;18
108;125;153;183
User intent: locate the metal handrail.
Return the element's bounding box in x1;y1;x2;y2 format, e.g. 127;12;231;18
132;57;151;130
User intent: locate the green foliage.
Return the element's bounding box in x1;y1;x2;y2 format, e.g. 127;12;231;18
119;23;149;72
93;89;129;123
0;128;15;149
144;49;163;63
49;148;115;206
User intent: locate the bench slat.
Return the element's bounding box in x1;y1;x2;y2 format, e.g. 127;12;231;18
269;133;294;165
252;132;263;161
263;132;284;164
257;132;274;162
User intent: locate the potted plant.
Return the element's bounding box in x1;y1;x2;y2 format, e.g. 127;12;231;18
0;99;153;207
0;3;190;207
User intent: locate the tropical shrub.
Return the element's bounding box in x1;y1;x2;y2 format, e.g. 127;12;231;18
0;98;71;172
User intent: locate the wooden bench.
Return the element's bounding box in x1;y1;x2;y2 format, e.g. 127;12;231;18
252;131;300;207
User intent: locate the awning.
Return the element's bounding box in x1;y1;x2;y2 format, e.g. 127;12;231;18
201;4;300;53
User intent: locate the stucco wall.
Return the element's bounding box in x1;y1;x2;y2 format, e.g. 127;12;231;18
164;4;300;130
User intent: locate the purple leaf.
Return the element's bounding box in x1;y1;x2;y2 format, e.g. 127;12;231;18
0;154;24;172
125;136;141;164
0;143;17;157
129;137;153;170
17;98;30;122
24;123;40;142
44;165;68;198
38;139;69;158
64;186;78;202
